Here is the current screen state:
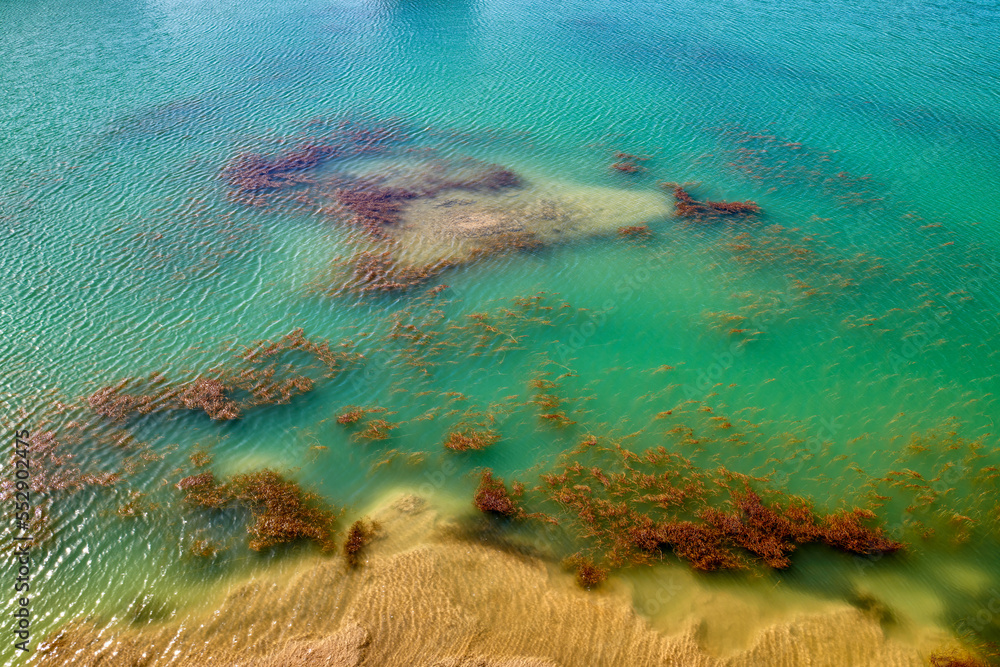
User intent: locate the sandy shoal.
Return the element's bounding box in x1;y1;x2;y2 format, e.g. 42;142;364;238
35;493;943;667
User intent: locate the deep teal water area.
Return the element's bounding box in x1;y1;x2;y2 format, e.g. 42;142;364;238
2;0;1000;663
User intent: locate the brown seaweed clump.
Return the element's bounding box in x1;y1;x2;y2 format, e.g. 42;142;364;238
343;518;379;567
325;163;521;239
929;651;991;667
617;224;651;237
334;185;419;236
444;428;500;452
611;161;643;173
344;251;451;293
563;554;609;589
177;470;337;551
89;330;351;423
0;431;120;501
699;490;821;569
538;443;902;572
222;118;407;196
353;418;399;442
819;509;904;555
473;469;521;517
177;378;242;420
88;375;237;422
336;406;368;425
663;183;761;220
188;539;221;559
223;144;332;193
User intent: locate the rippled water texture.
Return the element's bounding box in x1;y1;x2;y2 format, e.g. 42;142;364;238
2;0;1000;664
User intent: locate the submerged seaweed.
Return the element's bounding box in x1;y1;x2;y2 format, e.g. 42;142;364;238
534;440;902;572
663;182;761;220
177;469;337;551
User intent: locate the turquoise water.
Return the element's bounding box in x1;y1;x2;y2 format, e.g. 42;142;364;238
2;0;1000;662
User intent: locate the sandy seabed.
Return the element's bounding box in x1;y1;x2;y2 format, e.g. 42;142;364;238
34;491;949;667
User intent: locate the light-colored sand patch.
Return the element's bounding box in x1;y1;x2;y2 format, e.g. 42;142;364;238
383;179;671;266
36;493;940;667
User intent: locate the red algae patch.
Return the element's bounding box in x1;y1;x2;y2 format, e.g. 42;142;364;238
344;518;379;567
611;160;643;173
663;182;761;220
222;117;408;198
930;650;992;666
177;469;338;552
354;418;400;442
444;428;500;452
337;406;369;425
88;329;355;422
563;554;609;589
473;469;521;517
617;224;651;237
341;250;454;294
534;441;902;573
333;184;419;236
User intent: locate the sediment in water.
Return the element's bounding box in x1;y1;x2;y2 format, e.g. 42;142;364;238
36;491;946;667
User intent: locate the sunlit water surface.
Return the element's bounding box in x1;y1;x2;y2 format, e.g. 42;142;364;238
2;0;1000;663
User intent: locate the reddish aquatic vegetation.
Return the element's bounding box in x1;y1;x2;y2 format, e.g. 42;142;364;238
0;430;120;499
178;469;337;551
537;443;903;573
564;554;608;589
223;118;407;196
444;428;500;452
663;182;761;220
230;471;337;551
930;651;990;667
346;250;449;293
176;472;228;508
344;518;379;567
334;184;418;234
539;412;577;427
177;378;242;420
222;144;331;193
336;406;367;425
187;538;222;559
354;418;399;441
700;490;816;568
88;384;154;422
710;125;886;209
707;200;762;215
116;492;152;518
92;330;351;423
240;327;354;370
188;538;221;559
189;450;212;467
611;161;643;173
617;224;651;237
177;472;216;490
657;521;744;571
819;509;903;555
473;469;520;517
534;394;561;410
443;164;521;191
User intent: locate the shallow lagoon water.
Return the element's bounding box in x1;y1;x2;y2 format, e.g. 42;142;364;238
2;0;1000;664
